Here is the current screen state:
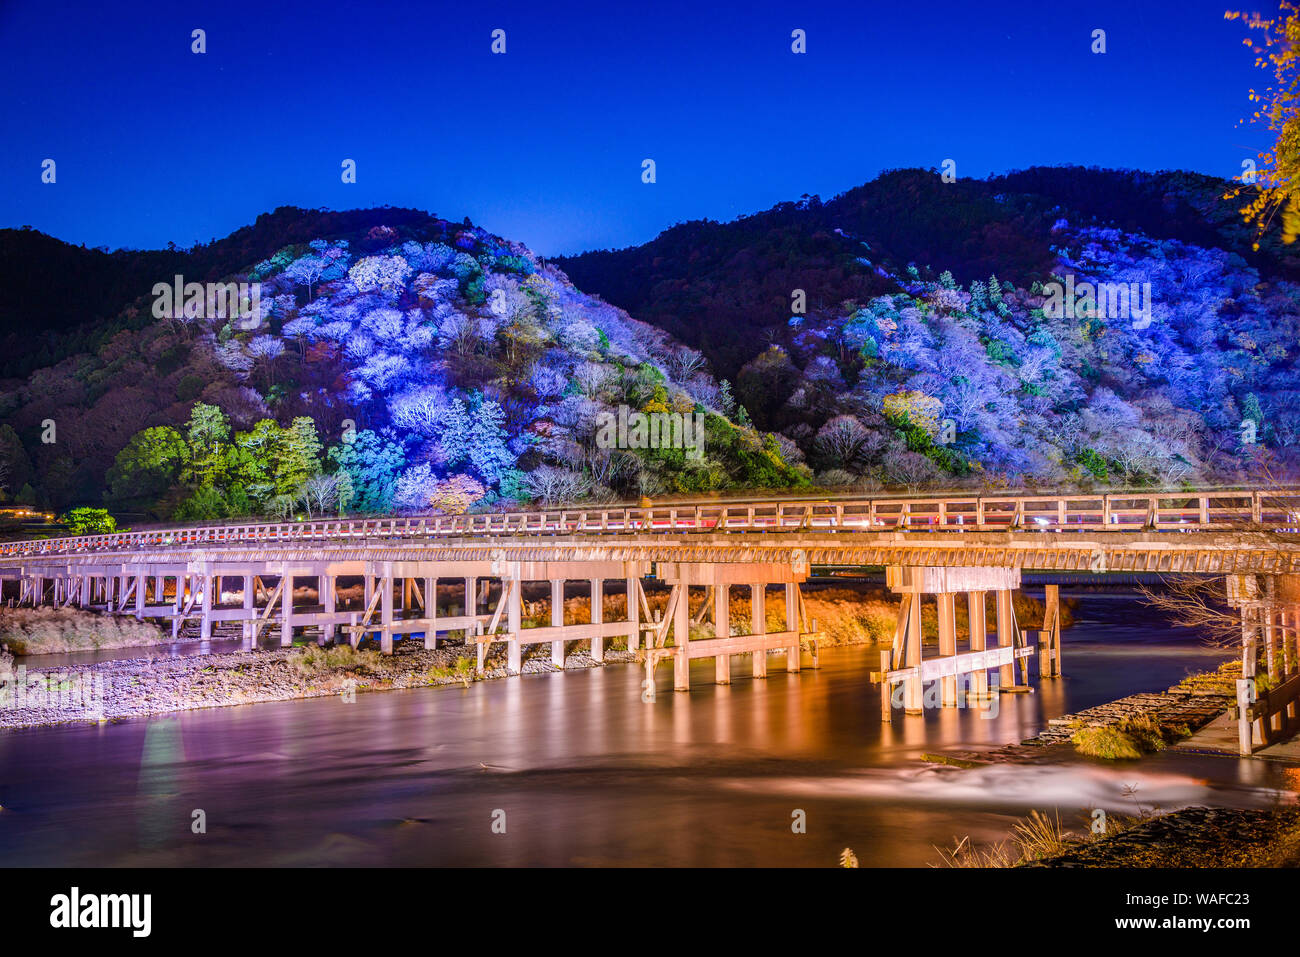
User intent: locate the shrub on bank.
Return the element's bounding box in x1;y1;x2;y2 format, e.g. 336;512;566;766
1071;714;1181;760
0;606;168;655
290;644;381;675
1071;725;1144;760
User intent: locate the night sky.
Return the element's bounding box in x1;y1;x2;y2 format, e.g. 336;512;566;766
0;0;1273;255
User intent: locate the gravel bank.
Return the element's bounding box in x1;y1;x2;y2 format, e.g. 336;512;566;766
0;638;637;731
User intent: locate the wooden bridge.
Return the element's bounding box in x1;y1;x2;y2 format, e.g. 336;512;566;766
4;486;1300;744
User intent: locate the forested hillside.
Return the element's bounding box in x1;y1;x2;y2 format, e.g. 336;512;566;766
5;165;1300;519
0;214;801;518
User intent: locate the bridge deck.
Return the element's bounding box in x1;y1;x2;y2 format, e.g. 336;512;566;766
4;487;1300;563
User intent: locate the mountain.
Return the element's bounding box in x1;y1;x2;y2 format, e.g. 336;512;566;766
6;165;1300;517
556;168;1300;385
0;210;803;515
557;167;1300;489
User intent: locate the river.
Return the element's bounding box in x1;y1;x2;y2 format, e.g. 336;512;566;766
0;592;1293;866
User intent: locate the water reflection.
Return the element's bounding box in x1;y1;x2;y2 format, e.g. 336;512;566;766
0;594;1292;866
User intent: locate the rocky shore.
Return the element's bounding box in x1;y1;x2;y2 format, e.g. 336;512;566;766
0;638;636;731
1023;806;1300;867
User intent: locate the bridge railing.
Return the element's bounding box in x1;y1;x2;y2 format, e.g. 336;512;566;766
5;489;1300;559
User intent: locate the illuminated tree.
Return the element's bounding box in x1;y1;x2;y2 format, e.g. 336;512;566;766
59;507;117;535
882;389;943;436
1227;3;1300;246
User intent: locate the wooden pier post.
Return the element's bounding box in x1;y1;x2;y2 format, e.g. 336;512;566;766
1042;584;1061;678
550;579;565;666
938;591;957;706
626;576;640;651
903;594;923;713
1239;615;1259;755
422;576;437;650
590;578;605;663
673;584;690;691
750;583;767;678
242;572;256;648
506;577;522;675
714;583;731;684
995;588;1015;689
134;570;146;620
200;568;214;644
785;582;801;672
379;564;394;654
464;576;477;640
967;591;989;698
880;648;893;721
281;571;295;648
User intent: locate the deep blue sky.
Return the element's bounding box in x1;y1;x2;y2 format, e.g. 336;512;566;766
0;0;1274;256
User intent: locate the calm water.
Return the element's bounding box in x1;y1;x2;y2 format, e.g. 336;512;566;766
0;593;1293;866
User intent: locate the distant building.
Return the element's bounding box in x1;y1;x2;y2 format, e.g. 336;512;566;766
0;506;54;523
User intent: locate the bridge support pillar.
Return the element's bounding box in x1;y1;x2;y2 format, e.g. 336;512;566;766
379;564;394;654
627;576;641;651
938;592;957;706
506;577;522;675
1039;584;1062;678
422;576;437;650
171;574;183;641
200;568;214;645
673;584;690;692
242;573;256;649
464;577;477;645
750;584;767;679
714;584;731;684
903;594;923;713
883;566;1022;717
784;583;801;673
550;579;565;666
967;591;989;698
134;569;146;620
590;578;604;663
995;589;1016;689
321;574;337;646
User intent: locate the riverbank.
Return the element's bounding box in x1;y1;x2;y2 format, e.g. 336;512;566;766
1023;806;1300;867
0;637;635;731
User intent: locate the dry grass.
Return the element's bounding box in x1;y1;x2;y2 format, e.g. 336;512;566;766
0;606;169;655
289;643;383;675
934;809;1074;867
1071;714;1185;759
1071;724;1144;760
1168;658;1241;696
